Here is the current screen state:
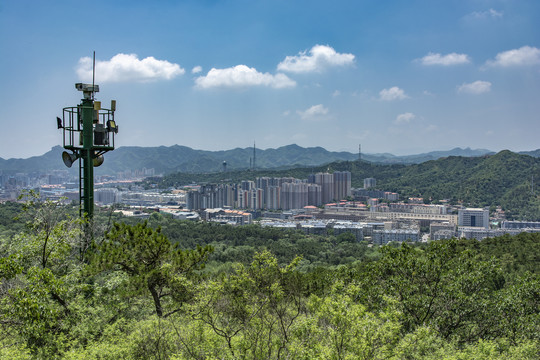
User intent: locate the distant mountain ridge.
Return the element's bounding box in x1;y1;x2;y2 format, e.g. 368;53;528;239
0;144;532;175
364;147;495;164
155;150;540;220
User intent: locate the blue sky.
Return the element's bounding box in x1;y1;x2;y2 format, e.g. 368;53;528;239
1;0;539;159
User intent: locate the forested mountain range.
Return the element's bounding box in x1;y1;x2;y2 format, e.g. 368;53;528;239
156;150;540;220
0;144;497;174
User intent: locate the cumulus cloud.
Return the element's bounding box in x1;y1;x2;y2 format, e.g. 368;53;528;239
379;86;408;101
458;80;492;94
277;45;355;73
297;104;329;120
194;65;296;89
191;65;202;74
76;53;184;83
485;46;540;67
418;52;471;66
395;112;415;124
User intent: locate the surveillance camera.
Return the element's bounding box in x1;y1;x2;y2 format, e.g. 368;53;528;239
75;83;100;92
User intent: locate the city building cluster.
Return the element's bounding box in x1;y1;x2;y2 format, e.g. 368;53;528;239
186;171;352;211
0;168;156;202
3;167;540;245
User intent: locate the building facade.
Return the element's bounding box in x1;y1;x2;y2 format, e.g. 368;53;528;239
458;208;489;229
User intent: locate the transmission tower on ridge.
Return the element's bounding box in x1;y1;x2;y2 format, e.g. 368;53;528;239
253;141;256;171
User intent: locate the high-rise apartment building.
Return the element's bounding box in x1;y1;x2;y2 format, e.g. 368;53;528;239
333;171;351;200
308;183;322;207
95;188;120;205
265;186;281;210
314;173;334;204
241;180;255;191
364;178;376;189
280;182;308;210
250;188;264;210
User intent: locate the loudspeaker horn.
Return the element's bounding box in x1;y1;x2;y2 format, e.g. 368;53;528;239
93;154;104;167
62;151;78;168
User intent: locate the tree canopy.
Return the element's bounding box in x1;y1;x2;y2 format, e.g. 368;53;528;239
0;201;539;358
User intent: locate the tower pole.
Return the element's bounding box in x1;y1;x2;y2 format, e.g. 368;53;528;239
253;141;256;171
80;97;95;218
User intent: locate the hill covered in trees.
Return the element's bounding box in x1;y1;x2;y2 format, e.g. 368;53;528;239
154;150;540;220
0;201;539;359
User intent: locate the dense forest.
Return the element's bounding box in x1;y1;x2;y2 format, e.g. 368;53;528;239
0;199;539;359
151;150;540;220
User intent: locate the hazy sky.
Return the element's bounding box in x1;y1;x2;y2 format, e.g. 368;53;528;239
1;0;539;159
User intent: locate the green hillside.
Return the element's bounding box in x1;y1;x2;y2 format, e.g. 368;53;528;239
156;150;540;220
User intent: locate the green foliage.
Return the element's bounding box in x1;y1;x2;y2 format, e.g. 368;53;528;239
2;266;71;355
293;282;401;359
0;201;25;239
147;217;376;271
91;221;213;317
494;273;540;344
354;238;539;345
1;200;540;358
458;233;540;278
189;251;304;359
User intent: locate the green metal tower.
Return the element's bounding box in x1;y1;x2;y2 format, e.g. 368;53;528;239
57;83;118;219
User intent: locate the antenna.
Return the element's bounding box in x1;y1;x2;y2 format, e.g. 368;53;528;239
92;51;96;101
359;144;362;161
253;141;256;171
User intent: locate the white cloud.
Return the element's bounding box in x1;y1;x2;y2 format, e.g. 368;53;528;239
277;44;355;73
191;65;202;74
379;86;408;101
194;65;296;89
76;53;184;83
395;112;415;124
332;90;341;97
418;52;471;66
486;46;540;67
297;104;329;120
467;8;503;19
458;80;492;94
